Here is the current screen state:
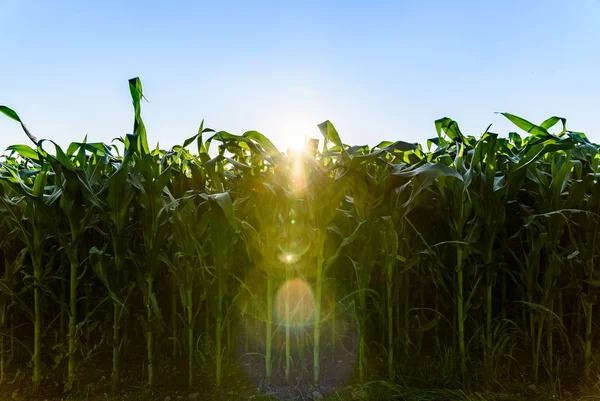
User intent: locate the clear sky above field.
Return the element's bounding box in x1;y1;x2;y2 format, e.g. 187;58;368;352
1;0;600;153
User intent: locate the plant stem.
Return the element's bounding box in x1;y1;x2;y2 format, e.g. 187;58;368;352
1;319;4;384
313;235;324;385
67;259;77;390
147;278;154;387
404;270;410;356
585;292;593;377
285;273;291;383
172;277;178;357
547;297;554;374
332;287;337;355
485;280;492;370
32;249;42;393
187;288;193;387
387;259;394;379
530;307;537;381
85;283;91;348
9;310;14;364
535;314;545;382
60;259;66;344
216;278;223;386
457;248;466;379
112;302;120;390
204;297;210;356
265;274;273;383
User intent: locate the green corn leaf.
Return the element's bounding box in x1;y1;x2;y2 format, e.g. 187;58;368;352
207;192;239;232
0;105;39;145
540;116;566;132
128;77;150;155
6;144;40;161
393;162;464;181
243;131;281;158
501;112;551;138
517;301;562;322
318;120;348;157
435;117;464;142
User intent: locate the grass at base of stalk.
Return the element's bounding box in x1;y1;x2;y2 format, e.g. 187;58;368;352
0;376;585;401
0;345;594;401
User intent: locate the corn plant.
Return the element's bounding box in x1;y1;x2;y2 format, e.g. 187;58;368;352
1;78;600;397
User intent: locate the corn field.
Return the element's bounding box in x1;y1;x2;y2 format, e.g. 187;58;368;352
1;78;599;397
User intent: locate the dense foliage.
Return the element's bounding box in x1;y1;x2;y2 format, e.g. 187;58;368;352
0;78;599;397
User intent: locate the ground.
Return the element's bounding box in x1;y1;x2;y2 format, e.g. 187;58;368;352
0;351;594;401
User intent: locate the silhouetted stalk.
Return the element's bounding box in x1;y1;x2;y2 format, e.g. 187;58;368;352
60;259;66;343
67;258;78;389
187;288;193;387
85;282;91;347
457;248;466;378
0;310;4;383
501;272;507;319
32;248;42;392
485;274;492;369
146;278;154;386
216;278;223;386
313;235;325;385
204;298;210;355
172;277;178;357
585;202;599;377
285;271;291;383
112;303;120;390
265;275;273;383
332;288;336;354
9;311;14;364
547;297;554;373
386;260;394;379
404;270;410;356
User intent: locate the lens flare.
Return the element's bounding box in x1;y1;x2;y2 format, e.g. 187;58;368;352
279;252;301;264
289;149;306;193
278;232;311;263
284;135;306;154
275;278;315;327
237;273;358;399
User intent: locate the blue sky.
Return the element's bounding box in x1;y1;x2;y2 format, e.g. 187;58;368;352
1;0;599;153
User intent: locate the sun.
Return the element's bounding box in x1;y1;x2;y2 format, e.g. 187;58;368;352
282;134;306;153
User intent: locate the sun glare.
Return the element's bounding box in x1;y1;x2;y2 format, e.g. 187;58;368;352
275;278;315;327
283;134;306;153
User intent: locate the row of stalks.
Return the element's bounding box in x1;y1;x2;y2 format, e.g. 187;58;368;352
0;79;599;393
